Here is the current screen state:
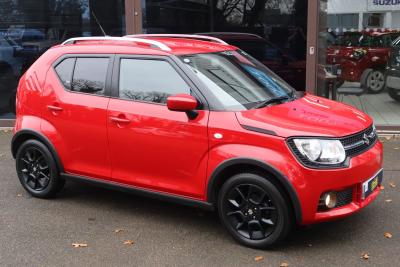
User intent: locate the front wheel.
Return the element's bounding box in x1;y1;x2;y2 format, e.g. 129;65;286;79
217;173;292;249
366;69;386;94
16;140;65;198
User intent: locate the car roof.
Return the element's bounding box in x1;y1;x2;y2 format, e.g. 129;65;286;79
52;36;237;56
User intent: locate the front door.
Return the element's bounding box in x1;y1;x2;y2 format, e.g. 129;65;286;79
107;56;209;198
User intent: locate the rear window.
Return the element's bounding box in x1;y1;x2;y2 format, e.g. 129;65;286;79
71;58;109;95
54;57;110;95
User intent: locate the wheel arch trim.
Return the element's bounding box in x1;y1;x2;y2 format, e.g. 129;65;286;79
11;129;64;173
207;157;302;223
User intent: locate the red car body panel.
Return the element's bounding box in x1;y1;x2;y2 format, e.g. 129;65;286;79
107;99;209;198
41;69;111;179
236;94;372;137
13;37;383;226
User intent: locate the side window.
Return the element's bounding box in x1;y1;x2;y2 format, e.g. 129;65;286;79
119;58;191;104
71;58;109;95
54;58;75;89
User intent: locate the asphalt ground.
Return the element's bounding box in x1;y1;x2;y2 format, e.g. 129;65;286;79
0;130;399;267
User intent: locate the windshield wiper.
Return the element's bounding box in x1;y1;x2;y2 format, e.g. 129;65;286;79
252;94;295;109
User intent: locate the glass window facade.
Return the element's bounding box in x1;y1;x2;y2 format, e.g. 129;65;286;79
319;0;400;127
0;0;125;119
142;0;308;92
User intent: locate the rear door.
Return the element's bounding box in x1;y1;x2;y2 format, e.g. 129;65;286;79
42;54;113;179
106;55;209;198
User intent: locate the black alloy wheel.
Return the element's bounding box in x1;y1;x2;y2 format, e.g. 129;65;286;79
19;147;51;191
224;184;277;240
218;173;292;248
16;140;65;198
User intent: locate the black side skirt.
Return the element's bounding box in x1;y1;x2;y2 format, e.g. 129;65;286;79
61;173;214;211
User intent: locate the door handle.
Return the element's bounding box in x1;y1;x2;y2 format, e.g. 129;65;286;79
47;105;63;112
109;116;131;124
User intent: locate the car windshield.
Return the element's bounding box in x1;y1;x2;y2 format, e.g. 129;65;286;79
179;50;296;111
335;33;362;46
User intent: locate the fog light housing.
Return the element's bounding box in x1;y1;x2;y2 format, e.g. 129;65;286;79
321;191;337;209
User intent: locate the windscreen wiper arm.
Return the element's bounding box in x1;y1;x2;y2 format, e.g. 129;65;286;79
252;95;294;109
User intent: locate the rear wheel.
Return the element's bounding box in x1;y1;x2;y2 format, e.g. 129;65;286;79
217;173;292;249
16;140;65;198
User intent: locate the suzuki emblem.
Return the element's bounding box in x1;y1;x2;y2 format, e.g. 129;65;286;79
363;133;370;145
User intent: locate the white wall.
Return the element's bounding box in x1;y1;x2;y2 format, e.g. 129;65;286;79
328;0;400;30
328;0;400;14
328;0;367;14
392;12;400;28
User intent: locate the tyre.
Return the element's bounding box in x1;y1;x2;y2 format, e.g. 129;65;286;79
217;173;292;249
388;86;400;102
16;140;65;198
366;69;385;94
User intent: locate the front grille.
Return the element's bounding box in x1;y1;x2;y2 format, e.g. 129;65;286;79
340;125;377;157
287;125;377;169
318;188;353;211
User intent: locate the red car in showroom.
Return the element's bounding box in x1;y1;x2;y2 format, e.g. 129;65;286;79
327;30;400;93
11;35;383;249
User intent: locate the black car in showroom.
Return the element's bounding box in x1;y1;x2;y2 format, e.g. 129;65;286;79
386;41;400;102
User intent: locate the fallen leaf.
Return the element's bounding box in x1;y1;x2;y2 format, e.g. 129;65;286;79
72;243;88;248
254;256;263;262
88;217;95;221
361;253;369;260
280;262;289;267
384;232;393;239
123;240;134;245
394;147;400;150
381;185;385;190
385;136;392;141
385;199;393;203
389;182;396;188
114;229;123;233
17;194;22;197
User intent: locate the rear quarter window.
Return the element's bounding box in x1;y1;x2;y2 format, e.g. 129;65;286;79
54;58;75;89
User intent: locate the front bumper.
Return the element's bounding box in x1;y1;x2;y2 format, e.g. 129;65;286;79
288;140;383;225
386;72;400;90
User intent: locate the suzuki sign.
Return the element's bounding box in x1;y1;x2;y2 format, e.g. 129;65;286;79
368;0;400;11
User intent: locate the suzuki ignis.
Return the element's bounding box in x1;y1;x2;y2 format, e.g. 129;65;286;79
11;35;383;249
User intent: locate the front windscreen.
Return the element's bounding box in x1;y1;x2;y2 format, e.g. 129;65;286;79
179;50;296;111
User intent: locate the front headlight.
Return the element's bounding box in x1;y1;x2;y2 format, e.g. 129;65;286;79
292;139;346;165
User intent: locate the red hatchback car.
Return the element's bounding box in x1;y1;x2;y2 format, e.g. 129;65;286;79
11;35;383;249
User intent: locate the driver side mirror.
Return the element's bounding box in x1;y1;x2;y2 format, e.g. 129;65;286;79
167;94;198;119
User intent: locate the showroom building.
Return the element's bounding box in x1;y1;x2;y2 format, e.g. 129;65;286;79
0;0;399;131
